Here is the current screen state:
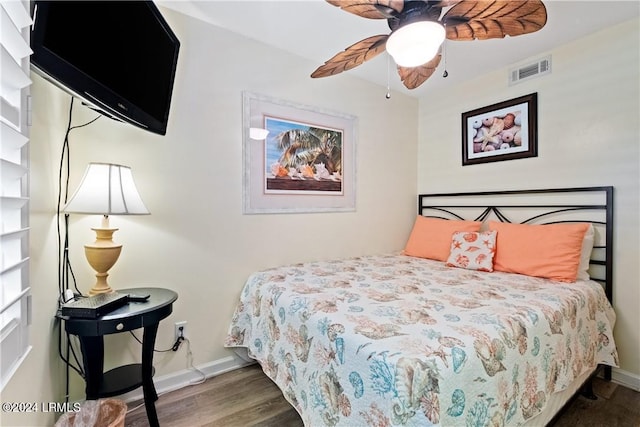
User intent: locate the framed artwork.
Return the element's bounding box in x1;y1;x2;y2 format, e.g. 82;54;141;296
243;91;357;214
462;93;538;166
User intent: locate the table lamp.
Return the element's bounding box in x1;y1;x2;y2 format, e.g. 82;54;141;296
64;163;149;295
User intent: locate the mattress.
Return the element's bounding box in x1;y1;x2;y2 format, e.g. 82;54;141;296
225;253;618;426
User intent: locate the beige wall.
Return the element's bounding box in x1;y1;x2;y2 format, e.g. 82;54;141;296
2;8;418;426
418;19;640;380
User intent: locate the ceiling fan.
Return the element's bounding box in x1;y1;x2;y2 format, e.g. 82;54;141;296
311;0;547;89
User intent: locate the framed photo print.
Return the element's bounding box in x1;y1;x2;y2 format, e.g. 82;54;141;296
243;92;357;214
462;93;538;166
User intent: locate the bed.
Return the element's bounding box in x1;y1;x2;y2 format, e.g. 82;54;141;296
225;187;618;426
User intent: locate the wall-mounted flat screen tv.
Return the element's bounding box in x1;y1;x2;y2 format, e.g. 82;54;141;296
31;1;180;136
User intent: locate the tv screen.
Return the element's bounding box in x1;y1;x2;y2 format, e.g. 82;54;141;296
31;1;180;135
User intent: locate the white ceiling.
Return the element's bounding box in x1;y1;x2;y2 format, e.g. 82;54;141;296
159;0;640;98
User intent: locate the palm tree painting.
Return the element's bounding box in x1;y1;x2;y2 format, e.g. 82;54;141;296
264;116;344;194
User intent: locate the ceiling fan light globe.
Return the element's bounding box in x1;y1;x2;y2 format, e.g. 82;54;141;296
386;21;445;68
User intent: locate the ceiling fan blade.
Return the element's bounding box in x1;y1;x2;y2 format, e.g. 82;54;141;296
326;0;404;19
397;54;442;89
311;35;389;78
443;0;547;40
433;0;463;7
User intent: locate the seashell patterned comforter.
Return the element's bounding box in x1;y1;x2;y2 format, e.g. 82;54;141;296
224;254;618;426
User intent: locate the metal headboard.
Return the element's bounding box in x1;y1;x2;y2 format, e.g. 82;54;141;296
418;187;614;303
418;187;615;383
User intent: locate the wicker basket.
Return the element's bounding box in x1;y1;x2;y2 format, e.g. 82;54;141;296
54;399;126;427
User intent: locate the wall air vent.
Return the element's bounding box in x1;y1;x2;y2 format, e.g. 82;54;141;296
509;55;551;85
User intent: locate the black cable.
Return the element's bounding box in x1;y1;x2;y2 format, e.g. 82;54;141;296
67;332;84;374
56;317;84;378
129;331;182;353
56;98;102;302
55;96;101;403
56;98;74;301
57;99;80;391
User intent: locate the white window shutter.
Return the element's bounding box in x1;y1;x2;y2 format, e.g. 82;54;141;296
0;0;32;390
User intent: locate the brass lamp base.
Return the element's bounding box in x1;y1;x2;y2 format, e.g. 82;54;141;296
85;227;122;295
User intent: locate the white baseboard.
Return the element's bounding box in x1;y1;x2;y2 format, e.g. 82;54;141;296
611;367;640;392
118;354;253;403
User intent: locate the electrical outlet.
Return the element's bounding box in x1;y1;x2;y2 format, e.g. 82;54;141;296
174;321;187;342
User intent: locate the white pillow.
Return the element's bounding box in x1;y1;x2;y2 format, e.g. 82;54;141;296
576;224;594;281
446;230;497;272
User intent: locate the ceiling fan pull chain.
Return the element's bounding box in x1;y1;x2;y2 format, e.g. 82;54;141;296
442;35;449;78
386;54;391;99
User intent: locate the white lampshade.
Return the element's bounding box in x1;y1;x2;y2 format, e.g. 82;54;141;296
64;163;149;215
386;21;446;67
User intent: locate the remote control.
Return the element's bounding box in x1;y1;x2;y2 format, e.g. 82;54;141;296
128;293;150;302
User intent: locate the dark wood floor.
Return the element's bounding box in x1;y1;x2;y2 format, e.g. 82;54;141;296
125;364;640;427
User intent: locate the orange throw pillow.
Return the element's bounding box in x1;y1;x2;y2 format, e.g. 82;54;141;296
404;216;482;262
489;221;590;282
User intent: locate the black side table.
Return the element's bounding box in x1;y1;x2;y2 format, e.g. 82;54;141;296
59;287;178;427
